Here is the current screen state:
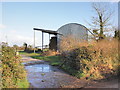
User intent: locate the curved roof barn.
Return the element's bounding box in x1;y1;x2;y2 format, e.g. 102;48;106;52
33;23;89;51
57;23;88;41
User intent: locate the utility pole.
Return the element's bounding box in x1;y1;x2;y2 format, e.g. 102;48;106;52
34;30;35;53
49;34;50;46
42;32;43;50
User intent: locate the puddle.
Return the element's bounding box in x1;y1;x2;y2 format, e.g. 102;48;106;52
24;62;87;88
25;64;53;72
21;56;88;88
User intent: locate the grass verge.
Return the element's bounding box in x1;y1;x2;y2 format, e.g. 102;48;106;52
17;78;29;88
19;51;61;66
31;55;61;66
19;51;40;56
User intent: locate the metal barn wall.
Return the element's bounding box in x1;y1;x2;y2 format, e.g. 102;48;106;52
57;23;88;50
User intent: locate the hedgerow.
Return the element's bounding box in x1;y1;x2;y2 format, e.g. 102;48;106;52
60;36;119;80
1;44;29;88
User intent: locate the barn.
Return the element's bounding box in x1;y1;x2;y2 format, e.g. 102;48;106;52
57;23;88;41
33;23;88;51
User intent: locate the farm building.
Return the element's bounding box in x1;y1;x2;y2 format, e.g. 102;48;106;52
33;23;88;51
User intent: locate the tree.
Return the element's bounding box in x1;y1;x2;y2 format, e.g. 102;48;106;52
27;45;33;51
88;3;113;40
28;45;32;49
114;29;119;39
13;44;18;51
1;42;8;46
23;42;27;51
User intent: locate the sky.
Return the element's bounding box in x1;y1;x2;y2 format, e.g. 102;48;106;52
0;1;118;47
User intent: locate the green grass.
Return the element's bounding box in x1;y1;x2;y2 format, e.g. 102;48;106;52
17;79;29;88
19;51;40;56
31;55;61;66
19;51;61;66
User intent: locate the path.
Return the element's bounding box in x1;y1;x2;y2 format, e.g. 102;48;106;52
85;78;119;88
21;55;119;88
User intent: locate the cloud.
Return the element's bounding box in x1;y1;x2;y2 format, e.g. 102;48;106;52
109;0;119;2
7;33;34;46
0;28;46;47
0;29;37;46
0;24;6;29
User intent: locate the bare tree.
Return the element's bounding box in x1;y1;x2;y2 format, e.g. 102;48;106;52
88;3;113;40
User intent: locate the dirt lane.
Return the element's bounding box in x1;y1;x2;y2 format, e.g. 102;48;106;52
21;55;119;88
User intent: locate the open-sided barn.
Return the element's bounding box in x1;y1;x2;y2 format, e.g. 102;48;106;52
33;23;88;51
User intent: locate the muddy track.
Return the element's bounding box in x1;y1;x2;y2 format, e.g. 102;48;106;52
21;55;119;88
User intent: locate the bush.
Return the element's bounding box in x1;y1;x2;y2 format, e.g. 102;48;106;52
42;50;59;56
1;45;29;88
60;36;119;80
59;35;88;52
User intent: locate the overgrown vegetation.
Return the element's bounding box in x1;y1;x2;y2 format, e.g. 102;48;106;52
60;36;119;80
19;35;119;81
1;44;29;88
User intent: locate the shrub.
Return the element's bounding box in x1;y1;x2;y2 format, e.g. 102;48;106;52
1;45;29;88
60;36;119;80
59;35;88;53
42;50;59;56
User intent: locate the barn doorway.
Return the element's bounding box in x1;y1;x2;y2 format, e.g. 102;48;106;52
49;36;57;51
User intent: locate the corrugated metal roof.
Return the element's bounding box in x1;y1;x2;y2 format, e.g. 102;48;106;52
33;28;61;35
57;23;89;31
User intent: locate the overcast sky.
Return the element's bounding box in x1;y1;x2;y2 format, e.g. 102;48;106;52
0;1;118;47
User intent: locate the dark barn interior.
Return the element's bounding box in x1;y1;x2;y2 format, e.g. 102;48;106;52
49;37;57;51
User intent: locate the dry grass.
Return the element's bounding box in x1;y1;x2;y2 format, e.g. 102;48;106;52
60;36;118;54
59;35;88;52
60;35;119;80
42;50;59;56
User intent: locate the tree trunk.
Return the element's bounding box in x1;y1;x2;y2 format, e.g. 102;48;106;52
99;14;104;40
